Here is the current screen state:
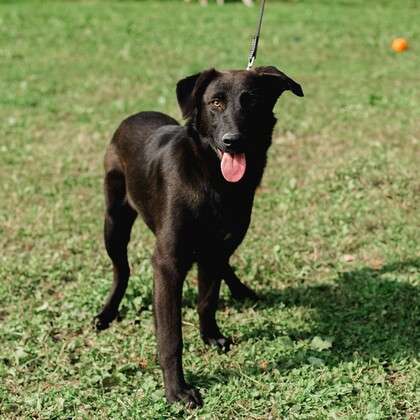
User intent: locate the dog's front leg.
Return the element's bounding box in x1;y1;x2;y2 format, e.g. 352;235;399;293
197;262;232;352
152;247;202;408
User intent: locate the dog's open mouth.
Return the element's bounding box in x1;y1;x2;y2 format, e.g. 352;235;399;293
219;151;246;183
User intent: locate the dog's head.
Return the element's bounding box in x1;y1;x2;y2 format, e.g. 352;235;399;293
176;66;303;182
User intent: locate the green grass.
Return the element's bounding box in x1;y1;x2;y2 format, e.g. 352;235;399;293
1;0;419;418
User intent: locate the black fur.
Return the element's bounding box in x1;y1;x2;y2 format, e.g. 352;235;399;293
94;67;303;407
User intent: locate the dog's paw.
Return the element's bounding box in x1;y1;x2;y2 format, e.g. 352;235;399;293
93;310;119;331
202;335;232;353
229;283;258;301
93;315;110;331
167;386;203;408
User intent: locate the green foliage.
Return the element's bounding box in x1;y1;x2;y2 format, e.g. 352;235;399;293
0;1;419;418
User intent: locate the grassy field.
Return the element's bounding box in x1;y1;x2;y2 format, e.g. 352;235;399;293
1;0;419;418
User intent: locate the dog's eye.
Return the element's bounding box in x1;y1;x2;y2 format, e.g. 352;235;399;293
210;99;224;111
240;92;261;109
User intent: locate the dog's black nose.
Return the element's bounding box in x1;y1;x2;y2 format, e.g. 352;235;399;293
222;133;241;147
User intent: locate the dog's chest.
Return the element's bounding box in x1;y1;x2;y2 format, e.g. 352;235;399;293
197;190;246;242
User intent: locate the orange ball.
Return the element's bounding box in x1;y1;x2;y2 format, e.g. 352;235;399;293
391;37;409;52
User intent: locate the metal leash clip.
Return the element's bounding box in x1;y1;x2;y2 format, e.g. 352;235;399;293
246;0;266;71
247;36;258;70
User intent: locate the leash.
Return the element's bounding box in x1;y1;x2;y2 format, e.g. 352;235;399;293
246;0;266;70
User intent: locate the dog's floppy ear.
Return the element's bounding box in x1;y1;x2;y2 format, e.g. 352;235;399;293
176;68;218;119
255;66;304;98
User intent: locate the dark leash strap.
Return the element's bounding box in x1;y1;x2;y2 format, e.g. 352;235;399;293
246;0;266;70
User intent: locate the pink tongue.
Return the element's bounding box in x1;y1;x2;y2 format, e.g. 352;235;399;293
220;152;246;182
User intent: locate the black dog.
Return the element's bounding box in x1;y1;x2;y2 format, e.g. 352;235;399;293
95;66;303;407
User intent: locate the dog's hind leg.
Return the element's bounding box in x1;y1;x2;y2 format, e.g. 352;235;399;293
94;149;137;331
223;264;258;301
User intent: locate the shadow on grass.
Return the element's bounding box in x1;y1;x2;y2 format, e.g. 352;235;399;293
117;259;419;395
124;259;419;365
120;259;419;367
238;258;420;366
183;259;420;391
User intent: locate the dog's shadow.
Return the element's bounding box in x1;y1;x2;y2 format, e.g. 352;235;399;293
235;259;419;371
122;258;419;386
187;259;420;389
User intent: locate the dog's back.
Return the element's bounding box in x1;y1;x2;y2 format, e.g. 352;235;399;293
108;111;179;168
104;111;182;228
